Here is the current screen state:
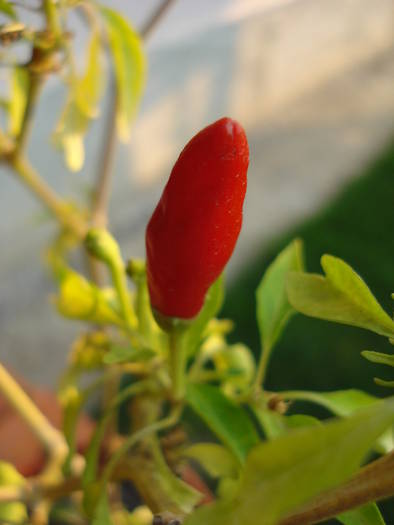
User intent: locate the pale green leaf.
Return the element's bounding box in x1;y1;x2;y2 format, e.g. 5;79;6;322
100;7;145;140
338;503;386;525
281;389;393;453
362;350;394;367
186;383;259;463
54;32;103;171
287;255;394;338
256;238;304;353
185;398;394;525
374;378;394;388
181;443;240;479
0;0;16;19
9;67;29;137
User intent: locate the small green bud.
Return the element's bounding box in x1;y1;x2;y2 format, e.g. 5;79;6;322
126;258;146;280
85;228;121;266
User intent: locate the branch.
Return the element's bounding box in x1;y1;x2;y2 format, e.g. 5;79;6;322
0;364;67;461
9;155;87;238
279;452;394;525
90;0;177;230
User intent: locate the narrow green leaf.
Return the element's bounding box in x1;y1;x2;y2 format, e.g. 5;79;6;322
374;378;394;388
338;503;386;525
362;350;394;367
54;32;103;171
256;239;304;353
186;383;259;463
282;389;393;453
185;275;224;356
287;255;394;338
9;67;29;137
181;443;240;479
100;6;145;140
0;0;17;19
185;398;394;525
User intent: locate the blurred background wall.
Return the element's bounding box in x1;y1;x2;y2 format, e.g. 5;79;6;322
0;0;393;385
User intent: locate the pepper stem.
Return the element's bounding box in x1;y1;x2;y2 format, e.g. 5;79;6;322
169;326;187;401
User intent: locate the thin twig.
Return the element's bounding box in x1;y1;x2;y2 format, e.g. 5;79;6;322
0;364;67;459
279;451;394;525
15;72;43;156
90;0;176;230
9;155;87;238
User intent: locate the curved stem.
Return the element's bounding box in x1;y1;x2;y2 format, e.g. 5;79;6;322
100;406;181;490
253;343;272;391
0;364;67;459
10;155;87;238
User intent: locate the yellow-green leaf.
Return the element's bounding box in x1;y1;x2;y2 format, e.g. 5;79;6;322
287;255;394;338
54;32;103;171
185;398;394;525
100;6;145;140
9;67;29;137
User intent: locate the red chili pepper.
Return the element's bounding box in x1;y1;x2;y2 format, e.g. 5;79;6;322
145;117;249;319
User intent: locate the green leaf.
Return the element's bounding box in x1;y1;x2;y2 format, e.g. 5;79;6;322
256;239;304;353
54;32;103;171
374;378;394;388
338;503;386;525
362;350;394;367
0;0;17;19
0;461;27;523
282;389;393;453
253;408;321;440
9;67;29;137
103;344;155;364
185;275;224;356
287;255;394;338
181;443;240;479
186;383;259;463
100;6;145;140
185;398;394;525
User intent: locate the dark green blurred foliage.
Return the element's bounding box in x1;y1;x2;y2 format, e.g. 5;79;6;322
223;139;394;396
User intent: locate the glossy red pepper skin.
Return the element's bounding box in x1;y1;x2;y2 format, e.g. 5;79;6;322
145;117;249;319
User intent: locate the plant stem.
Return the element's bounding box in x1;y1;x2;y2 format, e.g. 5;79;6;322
15;73;43;156
109;259;138;330
43;0;61;37
0;364;67;459
253;343;272;391
90;0;177;232
279;451;394;525
169;328;187;401
10;155;87;238
100;406;181;489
